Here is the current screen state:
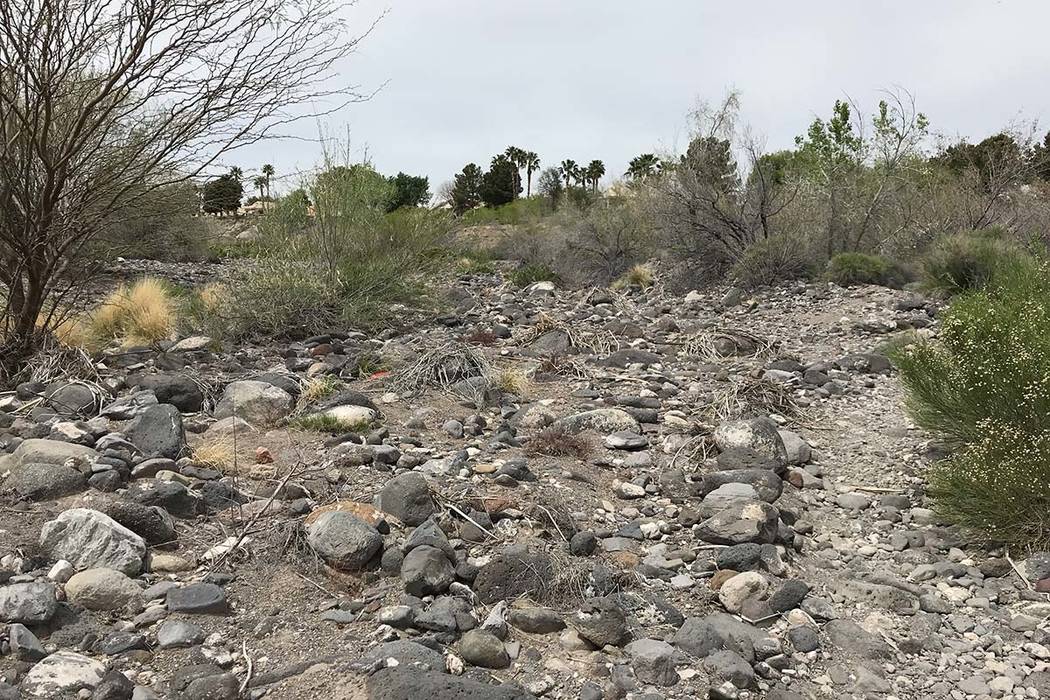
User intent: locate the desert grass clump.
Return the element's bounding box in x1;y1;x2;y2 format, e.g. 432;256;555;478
88;278;176;347
300;376;342;403
510;262;558;288
612;264;654;290
527;426;593;459
291;413;371;434
893;261;1050;547
825;252;907;288
921;229;1036;296
192;437;237;472
491;366;530;397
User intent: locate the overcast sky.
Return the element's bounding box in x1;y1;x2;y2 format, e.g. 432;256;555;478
238;0;1049;193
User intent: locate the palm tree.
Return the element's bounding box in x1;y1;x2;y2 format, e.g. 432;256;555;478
229;166;243;182
505;146;525;198
524;151;540;197
252;176;267;201
626;153;659;180
560;159;577;190
261;163;275;199
586;159;605;193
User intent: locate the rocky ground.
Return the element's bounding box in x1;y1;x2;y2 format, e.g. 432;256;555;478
2;262;1050;700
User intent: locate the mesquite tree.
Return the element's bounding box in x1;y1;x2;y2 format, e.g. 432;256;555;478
0;0;372;375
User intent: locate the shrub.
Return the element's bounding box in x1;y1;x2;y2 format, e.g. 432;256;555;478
291;413;371;434
460;197;548;226
825;252;907;287
510;262;558;287
612;264;654;290
526;426;593;458
730;236;815;289
94;183;212;262
88;278;176;347
921;229;1036;295
893;261;1050;547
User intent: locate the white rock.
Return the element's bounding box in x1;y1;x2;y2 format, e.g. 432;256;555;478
718;571;769;613
20;651;105;697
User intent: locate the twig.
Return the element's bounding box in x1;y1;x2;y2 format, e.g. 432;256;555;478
294;571;339;598
239;640;254;695
534;504;567;542
444;502;502;542
1006;552;1033;590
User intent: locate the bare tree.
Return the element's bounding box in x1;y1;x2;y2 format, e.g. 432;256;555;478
0;0;377;375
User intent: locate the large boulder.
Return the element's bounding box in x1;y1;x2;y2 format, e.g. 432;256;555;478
19;651;105;698
128;373;204;412
65;568;142;611
44;382;100;417
2;438;96;469
213;380;293;427
713;418;787;465
673;613;767;662
366;668;534;700
695;501;780;545
40;508;147;576
124;403;186;459
554;408;640;435
307;512;382;571
2;463;87;501
0;582;57;624
375;472;435;526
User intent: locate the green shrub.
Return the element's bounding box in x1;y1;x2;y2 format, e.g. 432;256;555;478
825;252;907;287
460;197;549;226
510;262;558;287
730;236;815;289
893;261;1050;547
291;413;372;434
921;229;1036;295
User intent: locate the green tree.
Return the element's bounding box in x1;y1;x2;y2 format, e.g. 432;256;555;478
387;172;431;211
524;151;540;196
480;154;521;207
504;146;526;197
202;171;244;215
537;166;563;208
560;159;578;190
585;159;606;193
451;163;484;214
626;153;660;180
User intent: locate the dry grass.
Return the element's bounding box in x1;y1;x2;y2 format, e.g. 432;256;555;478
391;340;492;396
86;278;176;348
491;365;531;397
299;375;341;403
193;437;237;471
612;263;654;290
196;282;226;314
703;376;802;422
516;312;619;355
684;327;777;363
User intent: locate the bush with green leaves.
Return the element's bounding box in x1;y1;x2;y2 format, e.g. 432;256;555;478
510;262;558;288
893;262;1050;547
921;229;1036;295
825;252;908;287
730;236;814;289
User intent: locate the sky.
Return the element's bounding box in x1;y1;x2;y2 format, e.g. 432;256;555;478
236;0;1050;193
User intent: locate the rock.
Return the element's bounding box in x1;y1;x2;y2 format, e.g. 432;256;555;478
571;597;627;647
0;582;57;623
124;403;186;459
40;508;147;575
769;579;810;612
777;430;811;465
8;623;47;661
459;629;510;668
166;583;229;614
315;404;378;426
824;619;893;659
836;492;872;511
713;418;787;465
401;545;455;596
308;512;383;571
212;380;293;426
718;572;769;613
473;549;554;604
570;531;598;556
604;348;662;368
673;613;766;662
65;568;142;611
625;638;678;686
704;649;754;689
91;671;135;700
45;382;100;417
170;336;213;352
604;431;648;450
2;462;87;501
169;664;238;700
700;470;783;504
366;668;533;700
6;438;97;468
157;620;205;649
695;501;780;545
100;501;176;546
129;373;204;412
786;626;820;652
508;606;565;634
361;640;446;673
20;651;106;698
375;472;435;526
554;408;640;435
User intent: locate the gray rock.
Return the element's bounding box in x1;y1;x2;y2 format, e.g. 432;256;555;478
704;649;754;689
91;670;135;700
100;500;176;545
65;568;142;611
473;549;554;604
508;606;565;634
571;597;627;647
40;508;147;575
169;663;238;700
713;418;787;465
166;583;229;614
212;380;293;427
0;582;57;624
554;408;640;435
2;462;87;501
19;650;105;698
8;623;47;661
401;545;454;597
625;638;678;686
700;469;783;504
45;382;100;417
157;620;205;649
604;431;648;450
459;629;510;668
129;373;204;412
786;626;820;652
823;619;893;659
673;613;766;662
5;438;97;468
695;501;780;545
360;640;445;673
375;472;435;526
777;430;811;465
124;403;186;459
307;512;383;571
365;668;533;700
